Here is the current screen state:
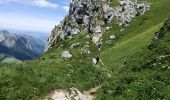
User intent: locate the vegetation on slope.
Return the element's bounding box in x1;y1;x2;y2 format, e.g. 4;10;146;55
0;33;105;100
96;18;170;100
0;0;170;100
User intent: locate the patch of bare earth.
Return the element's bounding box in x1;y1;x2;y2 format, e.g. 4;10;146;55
44;86;101;100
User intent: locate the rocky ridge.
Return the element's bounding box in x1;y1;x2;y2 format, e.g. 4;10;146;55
45;0;150;52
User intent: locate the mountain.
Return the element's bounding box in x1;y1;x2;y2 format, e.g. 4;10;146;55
0;53;21;63
0;30;45;61
1;0;170;100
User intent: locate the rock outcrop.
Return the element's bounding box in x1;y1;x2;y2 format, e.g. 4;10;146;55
45;86;101;100
45;0;110;52
45;0;150;52
61;51;72;59
112;0;150;27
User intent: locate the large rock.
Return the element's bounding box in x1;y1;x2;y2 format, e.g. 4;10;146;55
61;51;72;59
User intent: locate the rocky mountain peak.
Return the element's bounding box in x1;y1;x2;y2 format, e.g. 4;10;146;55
44;0;150;52
44;0;110;52
0;30;16;48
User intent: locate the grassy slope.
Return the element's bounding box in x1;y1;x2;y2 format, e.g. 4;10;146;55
0;33;104;100
96;19;170;100
0;0;170;100
101;23;162;68
100;0;170;68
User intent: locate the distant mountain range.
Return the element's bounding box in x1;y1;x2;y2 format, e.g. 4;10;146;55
0;30;45;62
0;53;21;63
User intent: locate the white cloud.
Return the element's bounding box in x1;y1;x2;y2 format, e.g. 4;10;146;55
0;0;58;8
0;0;71;12
30;0;58;8
62;6;69;12
0;0;71;33
0;12;62;33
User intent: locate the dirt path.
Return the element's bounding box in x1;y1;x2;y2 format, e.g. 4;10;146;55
44;85;102;100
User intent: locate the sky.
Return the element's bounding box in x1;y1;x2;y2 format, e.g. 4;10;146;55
0;0;71;39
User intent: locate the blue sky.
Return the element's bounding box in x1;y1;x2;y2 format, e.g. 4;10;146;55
0;0;71;38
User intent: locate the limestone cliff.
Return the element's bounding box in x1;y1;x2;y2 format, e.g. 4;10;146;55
44;0;150;52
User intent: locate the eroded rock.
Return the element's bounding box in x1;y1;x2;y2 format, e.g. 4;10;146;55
109;35;116;40
70;43;80;48
113;0;150;27
45;86;101;100
61;51;72;59
45;0;150;52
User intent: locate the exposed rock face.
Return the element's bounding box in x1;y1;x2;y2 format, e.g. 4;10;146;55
45;86;101;100
103;0;150;27
92;58;97;65
45;0;150;52
45;87;93;100
0;30;16;48
45;0;109;52
61;51;72;59
112;0;150;27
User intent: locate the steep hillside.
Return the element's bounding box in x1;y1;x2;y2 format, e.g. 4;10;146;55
0;30;45;61
96;18;170;100
0;0;170;100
